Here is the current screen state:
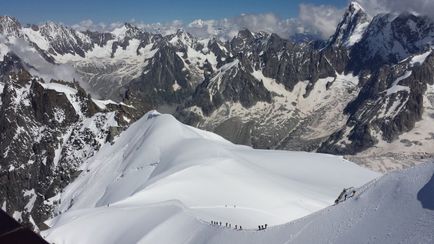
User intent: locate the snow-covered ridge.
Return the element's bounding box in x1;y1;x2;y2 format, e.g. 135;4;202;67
44;144;434;244
43;111;379;243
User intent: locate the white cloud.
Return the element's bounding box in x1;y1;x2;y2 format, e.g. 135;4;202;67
72;20;123;33
357;0;434;18
6;37;80;82
71;13;328;41
182;13;305;41
298;4;345;38
0;35;93;92
70;3;351;40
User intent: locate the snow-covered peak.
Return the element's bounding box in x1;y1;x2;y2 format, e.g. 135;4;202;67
42;112;381;243
0;16;22;37
40;21;68;34
111;25;128;39
236;29;254;40
348;1;365;13
349;12;434;67
328;1;370;47
38;21;72;43
39;21;89;43
111;23;147;41
43;112;378;231
188;19;206;28
169;28;195;47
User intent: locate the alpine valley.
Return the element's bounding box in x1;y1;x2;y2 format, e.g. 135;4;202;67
0;1;433;243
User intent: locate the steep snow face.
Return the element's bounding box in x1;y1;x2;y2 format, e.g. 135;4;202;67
43;112;379;243
351;12;434;69
328;1;370;47
44;158;434;244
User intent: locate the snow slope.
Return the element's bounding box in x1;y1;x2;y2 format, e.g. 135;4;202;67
43;111;379;243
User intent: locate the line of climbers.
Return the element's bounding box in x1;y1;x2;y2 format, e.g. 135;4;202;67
210;221;242;230
210;221;268;231
258;224;268;231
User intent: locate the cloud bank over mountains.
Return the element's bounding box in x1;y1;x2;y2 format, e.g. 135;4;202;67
357;0;434;18
71;0;434;40
72;5;344;40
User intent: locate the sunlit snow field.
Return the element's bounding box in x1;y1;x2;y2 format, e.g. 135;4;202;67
43;112;379;243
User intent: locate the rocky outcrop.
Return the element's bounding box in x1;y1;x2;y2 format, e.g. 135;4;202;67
319;52;434;154
0;54;133;230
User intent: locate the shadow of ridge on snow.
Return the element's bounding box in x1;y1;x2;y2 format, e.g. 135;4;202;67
417;166;434;210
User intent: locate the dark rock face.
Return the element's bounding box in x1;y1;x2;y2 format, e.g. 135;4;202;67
319;52;434;155
0;55;134;230
179;31;341;118
0;16;22;36
84;30;114;47
39;22;94;57
348;13;434;73
190;61;272;116
0;209;49;244
126;44;192;108
31;81;79;125
214;117;255;145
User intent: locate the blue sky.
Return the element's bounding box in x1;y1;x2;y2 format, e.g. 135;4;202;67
2;0;348;25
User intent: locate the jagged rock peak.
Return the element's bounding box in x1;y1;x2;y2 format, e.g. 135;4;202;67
39;21;73;32
123;22;144;34
173;28;195;42
328;1;370;47
110;22;149;40
230;29;257;51
236;28;254;40
39;21;84;40
0;16;22;36
348;1;365;13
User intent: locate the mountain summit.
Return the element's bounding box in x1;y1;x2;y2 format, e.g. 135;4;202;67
328;1;370;47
